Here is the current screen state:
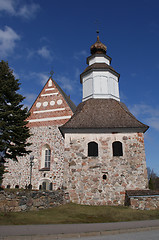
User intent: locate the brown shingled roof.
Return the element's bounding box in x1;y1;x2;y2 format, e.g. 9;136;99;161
59;99;149;135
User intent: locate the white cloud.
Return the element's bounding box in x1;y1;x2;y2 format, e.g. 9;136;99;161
130;104;159;118
129;103;159;131
131;73;137;77
26;49;36;59
30;72;49;86
74;68;81;80
56;75;73;92
37;46;52;60
27;46;52;61
12;69;20;80
0;0;40;19
0;26;20;57
38;73;50;85
120;91;127;102
73;50;87;60
25;92;37;105
146;117;159;131
21;92;37;109
0;0;15;14
17;3;40;19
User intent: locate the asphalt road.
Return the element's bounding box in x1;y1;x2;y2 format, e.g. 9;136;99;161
0;220;159;239
63;229;159;240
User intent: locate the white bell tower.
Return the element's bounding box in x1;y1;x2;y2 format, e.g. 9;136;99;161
80;35;120;102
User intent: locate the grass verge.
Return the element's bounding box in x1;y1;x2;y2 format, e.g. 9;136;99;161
0;203;159;225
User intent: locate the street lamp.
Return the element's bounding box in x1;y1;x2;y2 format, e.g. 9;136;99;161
29;155;34;189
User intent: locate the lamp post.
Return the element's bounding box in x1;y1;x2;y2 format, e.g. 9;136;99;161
29;155;34;189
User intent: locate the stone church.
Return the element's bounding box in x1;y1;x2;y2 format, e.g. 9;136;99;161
3;36;149;205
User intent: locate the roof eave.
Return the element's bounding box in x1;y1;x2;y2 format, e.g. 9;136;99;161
60;126;149;137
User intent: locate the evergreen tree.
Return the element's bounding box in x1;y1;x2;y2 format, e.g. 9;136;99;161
0;60;31;162
147;167;159;190
149;177;155;190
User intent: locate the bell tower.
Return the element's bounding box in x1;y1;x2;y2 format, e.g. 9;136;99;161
80;35;120;101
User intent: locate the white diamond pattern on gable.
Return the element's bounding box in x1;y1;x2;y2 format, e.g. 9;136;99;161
27;77;76;127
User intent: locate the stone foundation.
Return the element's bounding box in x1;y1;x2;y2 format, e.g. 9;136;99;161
0;190;70;212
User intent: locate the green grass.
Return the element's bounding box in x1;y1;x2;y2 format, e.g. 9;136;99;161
0;203;159;225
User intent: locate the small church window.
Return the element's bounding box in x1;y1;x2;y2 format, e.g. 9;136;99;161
45;149;51;168
41;144;51;169
88;141;98;157
112;141;123;156
103;174;107;180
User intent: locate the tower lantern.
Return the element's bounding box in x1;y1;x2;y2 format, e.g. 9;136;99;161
80;35;120;102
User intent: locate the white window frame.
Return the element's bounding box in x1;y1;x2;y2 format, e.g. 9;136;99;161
41;144;51;169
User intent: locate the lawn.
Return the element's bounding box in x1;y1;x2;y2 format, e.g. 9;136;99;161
0;203;159;225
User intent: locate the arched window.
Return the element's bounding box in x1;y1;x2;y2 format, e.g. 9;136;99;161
41;144;51;169
88;141;98;157
45;149;51;168
112;141;123;156
41;179;51;190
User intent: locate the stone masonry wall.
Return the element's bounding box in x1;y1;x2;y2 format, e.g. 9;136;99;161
128;196;159;210
0;190;69;212
64;132;148;205
2;125;65;190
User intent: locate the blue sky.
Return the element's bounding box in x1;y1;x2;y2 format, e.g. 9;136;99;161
0;0;159;174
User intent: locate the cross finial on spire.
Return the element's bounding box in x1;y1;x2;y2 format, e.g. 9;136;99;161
50;69;54;78
94;20;100;41
96;29;99;35
96;29;100;41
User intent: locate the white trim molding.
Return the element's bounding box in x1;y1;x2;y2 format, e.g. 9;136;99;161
29;115;71;122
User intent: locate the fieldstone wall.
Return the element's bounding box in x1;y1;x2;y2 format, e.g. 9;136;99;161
0;190;69;212
64;132;148;205
2;125;65;190
125;190;159;210
128;196;159;210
